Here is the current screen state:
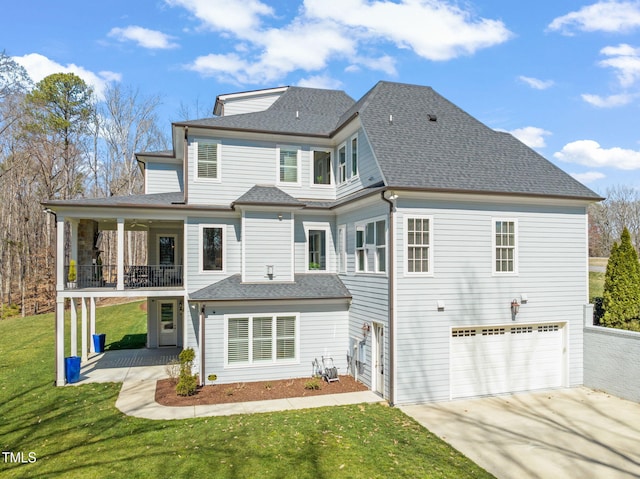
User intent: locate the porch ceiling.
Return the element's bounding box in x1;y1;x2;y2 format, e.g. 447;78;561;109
96;219;184;231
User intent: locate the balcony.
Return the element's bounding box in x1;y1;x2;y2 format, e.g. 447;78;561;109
66;264;183;290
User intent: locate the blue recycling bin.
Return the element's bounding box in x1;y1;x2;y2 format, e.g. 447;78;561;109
65;356;81;384
93;333;106;353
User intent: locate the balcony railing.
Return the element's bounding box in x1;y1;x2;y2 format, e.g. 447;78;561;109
65;265;183;289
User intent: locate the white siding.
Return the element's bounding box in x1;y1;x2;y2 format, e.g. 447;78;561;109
294;214;335;273
243;210;293;282
146;162;183;194
187;138;338;205
201;303;349;385
336;202;390;396
393;199;588;404
185;217;241;293
220;91;284;116
336;129;384;199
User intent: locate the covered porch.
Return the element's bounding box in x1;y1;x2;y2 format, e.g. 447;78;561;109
59;216;186;292
54;291;188;386
74;347;181;384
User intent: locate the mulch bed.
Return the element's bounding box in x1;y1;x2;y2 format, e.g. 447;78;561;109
155;375;369;407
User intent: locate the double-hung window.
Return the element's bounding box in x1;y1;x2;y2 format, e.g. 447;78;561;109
226;314;298;366
195;139;220;180
338;144;347;184
494;219;517;274
278;146;299;184
356;219;386;273
406;216;433;274
200;225;224;272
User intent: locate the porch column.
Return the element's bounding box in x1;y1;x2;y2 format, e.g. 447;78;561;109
69;219;78;267
55;298;65;386
56;215;65;291
117;217;125;291
70;298;77;357
81;298;88;362
90;296;97;353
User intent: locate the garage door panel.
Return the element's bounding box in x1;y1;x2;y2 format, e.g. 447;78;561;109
451;323;564;399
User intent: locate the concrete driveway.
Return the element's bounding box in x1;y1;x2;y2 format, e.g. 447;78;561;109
401;388;640;479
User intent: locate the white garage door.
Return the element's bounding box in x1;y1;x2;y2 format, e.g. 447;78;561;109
451;323;565;399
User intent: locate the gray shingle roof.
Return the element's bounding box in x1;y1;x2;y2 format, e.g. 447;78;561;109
355;82;600;199
177;86;355;136
233;185;304;207
42;191;185;208
190;274;352;301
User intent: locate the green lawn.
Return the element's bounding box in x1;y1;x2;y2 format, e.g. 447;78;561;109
0;303;493;479
590;271;605;301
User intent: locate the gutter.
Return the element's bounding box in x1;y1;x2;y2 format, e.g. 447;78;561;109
381;190;396;406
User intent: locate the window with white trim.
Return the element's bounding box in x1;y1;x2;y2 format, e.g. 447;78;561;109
356;227;365;272
338;144;346;184
356;219;386;273
494;219;517;273
226;315;297;365
195;140;220;180
308;229;327;271
406;216;432;274
278;146;299;184
200;225;224;272
351;135;358;178
312;149;332;185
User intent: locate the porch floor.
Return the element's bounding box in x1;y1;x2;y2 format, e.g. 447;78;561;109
75;348;180;384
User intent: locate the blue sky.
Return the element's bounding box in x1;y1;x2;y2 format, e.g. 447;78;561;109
4;0;640;196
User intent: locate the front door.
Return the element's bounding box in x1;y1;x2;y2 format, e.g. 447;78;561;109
158;300;177;346
373;323;384;395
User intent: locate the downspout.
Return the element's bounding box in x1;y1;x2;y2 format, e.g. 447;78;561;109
183;126;189;204
199;304;205;386
381;191;396;406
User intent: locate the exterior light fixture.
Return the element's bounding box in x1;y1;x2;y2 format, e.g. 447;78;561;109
511;299;520;316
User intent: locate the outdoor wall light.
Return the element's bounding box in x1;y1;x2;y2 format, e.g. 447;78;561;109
511;299;520;316
266;265;274;278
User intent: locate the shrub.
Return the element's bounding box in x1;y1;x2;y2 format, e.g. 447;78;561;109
175;347;197;396
304;378;321;390
68;259;77;282
165;359;180;384
602;227;640;329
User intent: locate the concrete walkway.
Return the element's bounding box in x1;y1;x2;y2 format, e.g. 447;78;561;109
76;349;382;419
401;388;640;479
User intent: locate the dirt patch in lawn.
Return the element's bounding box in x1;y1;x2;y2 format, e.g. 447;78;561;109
155;376;369;407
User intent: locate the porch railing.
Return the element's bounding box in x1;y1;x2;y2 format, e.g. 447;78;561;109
65;265;183;289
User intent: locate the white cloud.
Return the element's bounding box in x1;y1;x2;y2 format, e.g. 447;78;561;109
570;171;606;183
581;92;636;107
548;1;640;35
296;75;343;89
518;76;554;90
176;0;512;84
554;140;640;170
304;0;512;61
506;126;552;149
108;26;178;49
165;0;274;36
12;53;120;100
598;43;640;87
